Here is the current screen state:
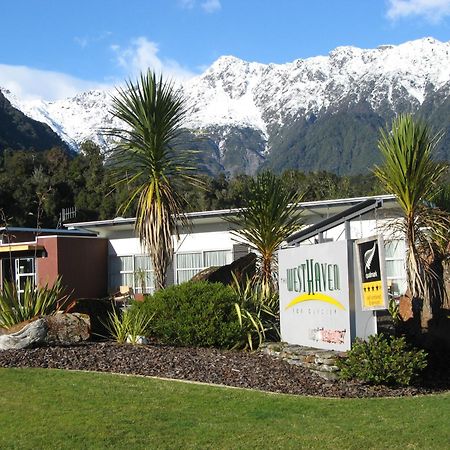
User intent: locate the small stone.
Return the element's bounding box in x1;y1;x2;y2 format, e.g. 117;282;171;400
319;365;340;373
126;335;149;345
315;357;337;365
312;370;340;381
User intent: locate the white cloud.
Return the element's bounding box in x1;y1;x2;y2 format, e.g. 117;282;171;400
74;36;89;48
201;0;221;13
0;64;106;101
387;0;450;21
74;31;113;49
111;37;196;82
178;0;221;13
0;36;196;101
179;0;195;8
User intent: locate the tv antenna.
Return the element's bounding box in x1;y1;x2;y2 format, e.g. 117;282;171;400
57;206;77;228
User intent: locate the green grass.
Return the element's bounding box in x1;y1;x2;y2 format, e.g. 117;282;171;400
0;368;449;449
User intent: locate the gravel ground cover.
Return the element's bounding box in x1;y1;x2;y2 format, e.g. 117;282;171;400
0;342;448;398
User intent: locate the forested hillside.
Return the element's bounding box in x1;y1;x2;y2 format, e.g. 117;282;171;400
0;141;385;228
0;91;68;152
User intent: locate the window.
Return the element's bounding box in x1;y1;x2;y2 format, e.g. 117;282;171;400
384;240;407;297
109;255;154;294
176;250;231;284
15;257;36;300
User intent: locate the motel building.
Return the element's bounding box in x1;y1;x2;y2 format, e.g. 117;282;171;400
0;194;406;349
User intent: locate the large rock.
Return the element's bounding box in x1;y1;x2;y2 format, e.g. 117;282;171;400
46;313;90;345
0;318;48;350
0;313;90;350
191;252;257;285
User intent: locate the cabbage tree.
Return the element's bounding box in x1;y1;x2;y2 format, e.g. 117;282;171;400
226;171;304;291
107;70;199;290
374;114;450;330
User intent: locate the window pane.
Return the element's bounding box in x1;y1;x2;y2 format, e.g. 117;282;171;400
18;258;34;274
135;255;152;271
384;240;405;259
19;275;34;291
177;253;202;269
134;269;154;293
204;250;230;267
386;260;405;278
120;256;134;272
388;278;407;296
177;269;200;283
120;273;133;288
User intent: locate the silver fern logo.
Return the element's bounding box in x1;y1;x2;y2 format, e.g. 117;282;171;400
363;243;378;279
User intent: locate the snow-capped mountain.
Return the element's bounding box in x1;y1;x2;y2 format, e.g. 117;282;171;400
3;37;450;175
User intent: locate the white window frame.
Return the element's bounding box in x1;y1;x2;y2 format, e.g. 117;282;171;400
175;249;232;284
15;257;36;300
109;254;154;294
384;239;407;297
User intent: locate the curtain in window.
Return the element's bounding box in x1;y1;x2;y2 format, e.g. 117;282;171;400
177;269;200;283
177;253;202;269
134;255;154;293
120;256;134;272
135;255;151;271
384;240;405;258
204;250;230;267
384;240;407;296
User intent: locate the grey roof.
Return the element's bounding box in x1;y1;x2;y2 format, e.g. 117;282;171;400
65;194;397;232
0;227;96;237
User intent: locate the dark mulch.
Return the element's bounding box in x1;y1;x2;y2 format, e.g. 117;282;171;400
0;342;449;398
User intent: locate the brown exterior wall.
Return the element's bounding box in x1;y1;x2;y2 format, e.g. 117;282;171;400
36;236;108;300
36;237;59;288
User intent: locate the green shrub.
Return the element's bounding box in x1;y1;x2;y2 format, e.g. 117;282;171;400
337;334;428;386
132;281;241;348
0;278;68;328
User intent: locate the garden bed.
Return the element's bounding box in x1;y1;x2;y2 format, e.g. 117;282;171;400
0;342;448;398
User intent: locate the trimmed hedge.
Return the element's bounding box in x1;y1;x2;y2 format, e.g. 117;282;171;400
132;281;242;349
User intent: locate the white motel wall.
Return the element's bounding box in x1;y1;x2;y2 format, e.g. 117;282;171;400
66;194;406;300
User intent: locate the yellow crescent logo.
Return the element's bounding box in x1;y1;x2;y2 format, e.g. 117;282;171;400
285;293;346;310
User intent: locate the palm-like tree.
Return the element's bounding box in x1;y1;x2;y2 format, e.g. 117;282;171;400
374;114;450;329
226;171;304;291
107;70;199;290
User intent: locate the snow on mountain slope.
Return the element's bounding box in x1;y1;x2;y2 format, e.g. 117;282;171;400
3;37;450;159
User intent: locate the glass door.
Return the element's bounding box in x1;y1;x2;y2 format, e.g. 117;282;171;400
15;257;35;299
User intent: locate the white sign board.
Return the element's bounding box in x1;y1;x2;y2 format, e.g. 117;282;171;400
279;240;353;351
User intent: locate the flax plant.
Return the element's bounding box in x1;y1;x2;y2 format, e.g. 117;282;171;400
232;275;280;350
0;278;68;328
374;114;450;329
226;171;304;291
106;70;200;290
105;308;153;345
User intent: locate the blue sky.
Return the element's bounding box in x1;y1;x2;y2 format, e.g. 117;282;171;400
1;0;449;100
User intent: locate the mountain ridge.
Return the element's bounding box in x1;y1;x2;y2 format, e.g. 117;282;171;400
2;36;450;175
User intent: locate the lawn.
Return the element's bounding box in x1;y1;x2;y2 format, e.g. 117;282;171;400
0;368;449;449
